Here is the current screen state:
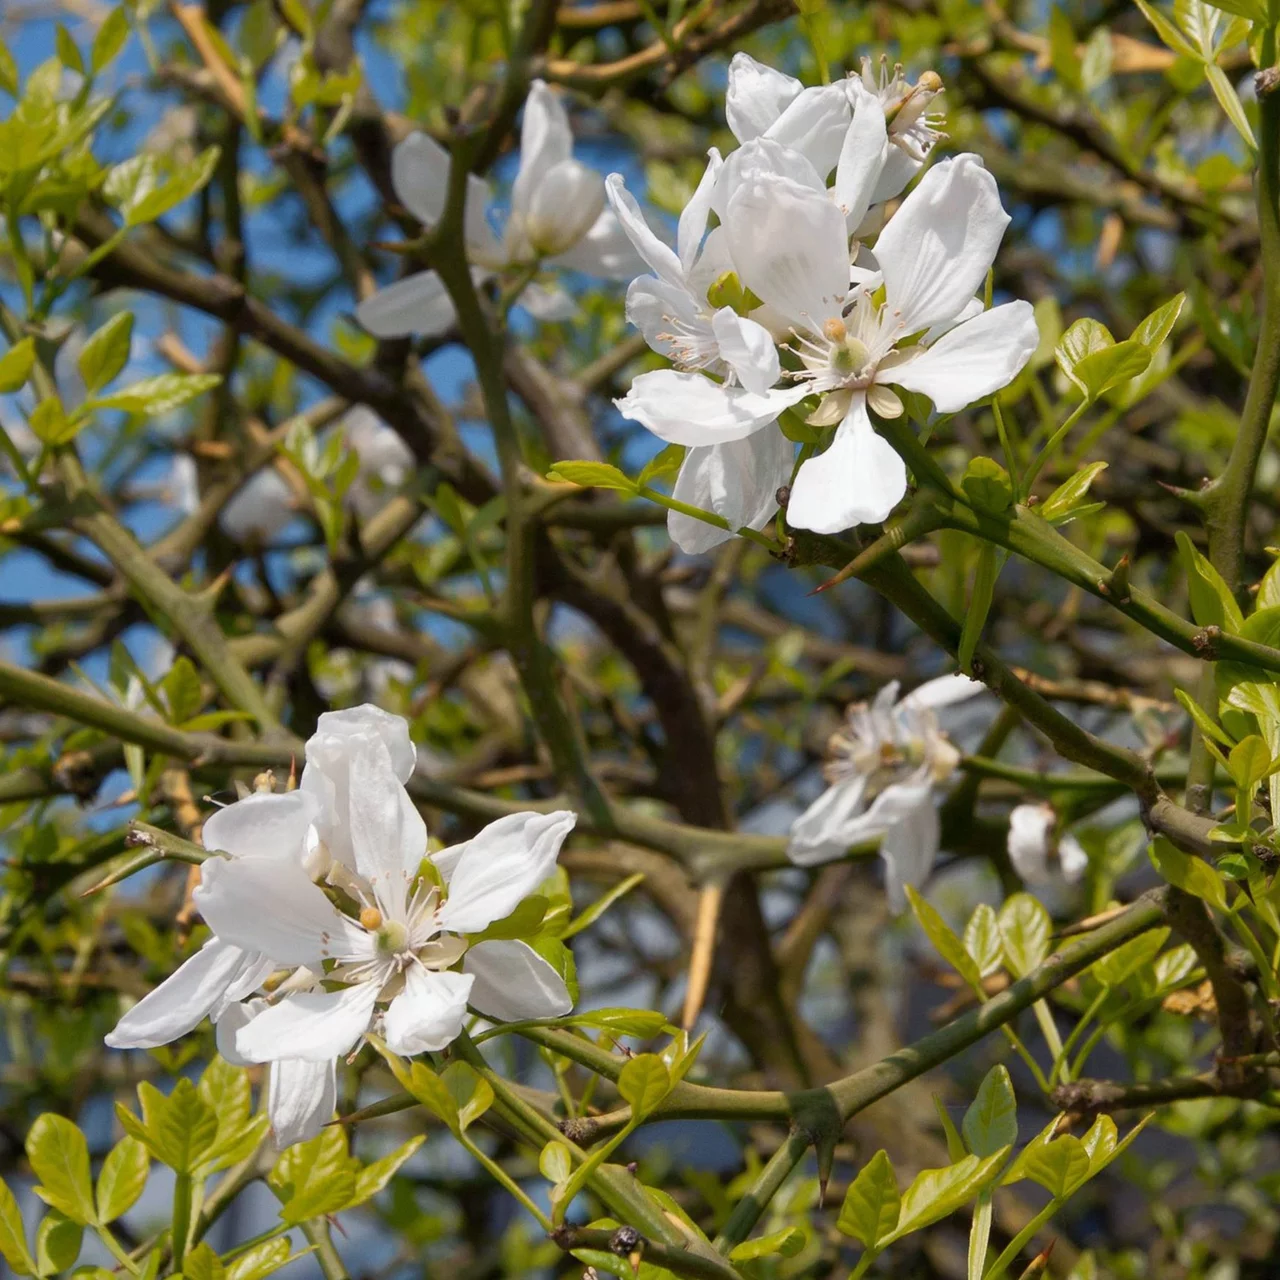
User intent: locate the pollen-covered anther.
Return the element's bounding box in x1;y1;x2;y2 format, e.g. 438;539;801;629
359;906;384;930
823;317;848;343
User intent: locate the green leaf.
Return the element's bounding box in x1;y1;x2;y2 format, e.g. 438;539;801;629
124;146;220;225
729;1227;807;1262
77;313;133;395
1054;318;1114;393
95;1137;148;1224
29;396;79;447
617;1053;672;1120
55;25;84;75
0;338;36;393
134;1079;219;1173
269;1124;356;1225
182;1241;227;1280
933;1095;968;1162
227;1238;293;1280
637;444;684;487
836;1149;900;1247
1018;1134;1091;1198
539;1141;573;1185
1206;62;1256;148
1039;462;1108;524
962;1066;1018;1158
91;8;131;73
546;460;639;493
1177;530;1245;632
906;885;981;988
162;658;205;728
1070;340;1152;400
0;1178;36;1275
1228;734;1271;791
964;903;1003;978
1175;687;1234;748
998;894;1051;978
0;41;18;97
351;1135;424;1207
1047;7;1081;91
883;1150;1009;1243
1081;1114;1119;1172
27;1114;96;1225
1132;293;1186;351
560;873;646;940
960;456;1014;513
1150;837;1228;912
440;1062;493;1132
35;1211;82;1276
198;1057;265;1174
571;1007;671;1038
393;1058;460;1135
91;373;222;416
960;543;1002;673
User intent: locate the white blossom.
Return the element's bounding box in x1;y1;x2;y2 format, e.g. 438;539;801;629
1007;803;1089;887
788;674;982;909
356;82;638;340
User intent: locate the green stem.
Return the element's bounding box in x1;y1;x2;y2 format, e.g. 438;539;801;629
1022;399;1088;495
300;1219;349;1280
171;1173;193;1271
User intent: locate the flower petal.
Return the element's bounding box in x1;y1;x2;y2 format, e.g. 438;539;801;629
437;810;575;935
669;430;792;555
764;83;852;179
1059;835;1089;884
549;207;645;280
616;369;808;446
391;132;452;226
1007;803;1055;886
714;137;826;219
625;277;701;361
464;940;573;1021
268;1057;337;1149
787;394;906;533
869;144;922;206
193;856;370;967
382;967;474;1055
356;270;457;340
873;154;1011;334
835;82;888;231
902;673;985;710
105;937;247;1049
725;172;850;334
604;174;682;286
346;735;428;917
677;149;723;275
524;158;605;256
877;784;940;912
883;301;1038;413
725;53;802;141
513;80;574;218
710;307;780;394
234;982;379;1064
787;776;870;867
201;790;319;862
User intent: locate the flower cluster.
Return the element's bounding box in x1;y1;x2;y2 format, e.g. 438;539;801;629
788;674;982;908
608;54;1040;549
357;80;638;340
105;706;575;1147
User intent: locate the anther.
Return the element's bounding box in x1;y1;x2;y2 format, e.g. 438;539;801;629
823;316;848;342
360;906;384;930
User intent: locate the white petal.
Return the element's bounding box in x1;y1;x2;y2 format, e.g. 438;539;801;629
383;967;474;1054
902;673;985;710
787;776;871;867
625;276;701;361
677;148;723;275
1007;803;1055;886
725;173;849;334
391;131;451;227
616;369;808;446
437;810;575;934
520;281;576;321
464;940;573;1021
764;84;852;178
922;296;984;346
884;302;1039;412
710;307;780;394
1059;835;1089;884
787;395;906;533
193;856;370;967
549;207;645;280
869;144;923;206
219;468;294;543
513;80;574;219
356;270;457;339
524;159;605;256
835;83;889;231
714;137;826;220
214;998;260;1067
310;703;417;780
105;938;246;1049
268;1058;337;1149
669;430;792;555
873;154;1011;334
604;174;682;286
234;982;380;1063
871;784;940;912
201;790;319;862
346;735;428;917
725;53;802;141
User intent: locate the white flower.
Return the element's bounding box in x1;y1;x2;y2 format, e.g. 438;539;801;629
856;56;946;207
219;466;296;543
1007;803;1089;887
356;82;637;340
341;407;415;519
788;674;982;909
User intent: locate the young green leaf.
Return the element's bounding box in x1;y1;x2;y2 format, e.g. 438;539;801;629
933;1096;968;1162
1176;531;1245;633
1149;837;1228;912
546;460;639;493
35;1211;82;1276
0;1178;35;1276
836;1149;900;1247
441;1061;494;1132
27;1114;96;1225
998;894;1051;978
883;1150;1009;1243
1039;462;1108;525
539;1141;573;1185
77;313;134;395
227;1238;294;1280
1070;340;1151;400
962;1066;1018;1158
269;1125;357;1225
91;8;130;72
91;372;222;416
1018;1134;1091;1199
95;1137;149;1224
728;1226;807;1261
1174;687;1235;748
350;1135;424;1207
617;1053;672;1119
964;903;1003;978
1131;293;1186;351
906;885;982;988
0;338;35;393
1054;317;1114;393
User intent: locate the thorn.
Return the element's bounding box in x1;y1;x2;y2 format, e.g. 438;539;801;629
681;881;725;1031
1015;1239;1057;1279
1098;553;1131;604
1157;480;1206;509
193;567;233;609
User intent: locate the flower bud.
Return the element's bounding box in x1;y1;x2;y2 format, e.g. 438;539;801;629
524;159;605;256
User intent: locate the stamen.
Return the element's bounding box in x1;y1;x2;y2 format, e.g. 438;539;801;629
359;906;383;930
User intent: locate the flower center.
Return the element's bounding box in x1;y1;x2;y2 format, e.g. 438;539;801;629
374;919;409;957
